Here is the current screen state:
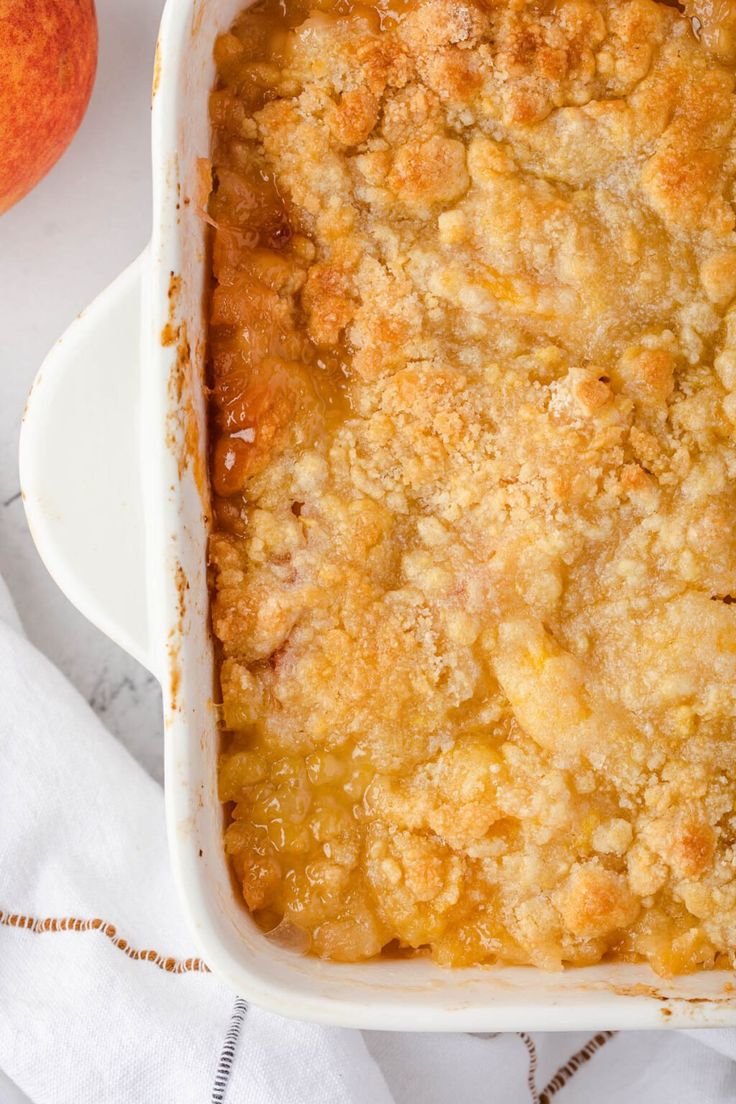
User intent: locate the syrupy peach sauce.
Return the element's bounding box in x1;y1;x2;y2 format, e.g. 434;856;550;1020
208;0;416;514
208;0;736;971
208;55;344;507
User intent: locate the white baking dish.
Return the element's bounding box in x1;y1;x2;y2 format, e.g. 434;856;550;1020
18;0;736;1031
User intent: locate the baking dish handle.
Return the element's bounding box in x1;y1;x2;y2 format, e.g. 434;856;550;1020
19;249;159;679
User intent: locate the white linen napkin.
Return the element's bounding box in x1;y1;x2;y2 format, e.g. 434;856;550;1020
1;573;736;1104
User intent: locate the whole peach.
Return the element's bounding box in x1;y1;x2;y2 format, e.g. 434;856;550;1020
0;0;97;214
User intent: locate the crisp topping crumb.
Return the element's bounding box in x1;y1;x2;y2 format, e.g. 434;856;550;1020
208;0;736;974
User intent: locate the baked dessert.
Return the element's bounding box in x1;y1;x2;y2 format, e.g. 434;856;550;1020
207;0;736;974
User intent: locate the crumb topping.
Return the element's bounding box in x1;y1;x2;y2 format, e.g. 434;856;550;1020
209;0;736;973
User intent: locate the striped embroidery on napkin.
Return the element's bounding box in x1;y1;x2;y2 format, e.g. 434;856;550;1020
0;910;210;973
540;1031;617;1102
211;998;249;1104
519;1030;617;1103
473;1030;617;1102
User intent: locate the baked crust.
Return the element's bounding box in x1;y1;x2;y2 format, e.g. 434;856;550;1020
209;0;736;973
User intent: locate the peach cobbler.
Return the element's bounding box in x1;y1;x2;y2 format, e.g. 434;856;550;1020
207;0;736;973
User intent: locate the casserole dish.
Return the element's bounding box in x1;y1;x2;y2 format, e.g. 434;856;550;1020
18;0;736;1030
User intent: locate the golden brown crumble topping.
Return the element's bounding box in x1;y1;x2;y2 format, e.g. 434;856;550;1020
208;0;736;973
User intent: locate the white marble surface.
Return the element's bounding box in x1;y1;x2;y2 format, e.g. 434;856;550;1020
0;1;166;1098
